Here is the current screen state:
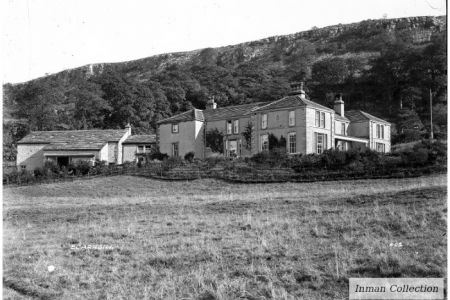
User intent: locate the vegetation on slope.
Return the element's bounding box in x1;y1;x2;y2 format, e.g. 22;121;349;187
3;16;447;161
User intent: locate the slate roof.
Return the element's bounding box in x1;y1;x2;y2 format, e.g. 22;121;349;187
43;143;106;151
346;110;390;124
17;129;129;151
203;102;263;120
335;114;350;122
157;109;205;124
252;95;334;113
123;135;157;144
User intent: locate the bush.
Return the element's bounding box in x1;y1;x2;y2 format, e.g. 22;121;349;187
74;161;91;175
184;151;195;162
148;151;169;161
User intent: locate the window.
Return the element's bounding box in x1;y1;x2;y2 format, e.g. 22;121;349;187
288;132;296;154
315;132;327;154
145;145;153;153
315;111;326;128
172;124;179;133
261;114;267;129
20;165;26;170
376;124;385;139
341;122;346;136
289;111;295;126
260;134;269;151
233;120;239;134
226;120;232;134
376;143;385;153
137;146;144;153
172;143;179;157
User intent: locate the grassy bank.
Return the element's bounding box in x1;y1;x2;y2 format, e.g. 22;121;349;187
3;174;447;299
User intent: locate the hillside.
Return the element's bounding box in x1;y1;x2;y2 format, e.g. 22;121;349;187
3;15;447;160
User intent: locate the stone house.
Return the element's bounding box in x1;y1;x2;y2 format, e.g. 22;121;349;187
157;85;391;158
16;124;156;170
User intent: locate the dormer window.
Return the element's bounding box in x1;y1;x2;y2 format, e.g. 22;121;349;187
172;124;179;133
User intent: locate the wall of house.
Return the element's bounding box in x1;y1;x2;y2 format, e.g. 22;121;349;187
206;116;253;157
117;129;131;164
334;120;350;135
252;107;308;155
123;145;137;163
99;144;109;162
159;121;199;158
194;120;205;159
107;143;120;164
305;107;333;154
16;144;47;170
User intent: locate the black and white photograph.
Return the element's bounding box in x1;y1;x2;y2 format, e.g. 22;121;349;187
2;0;447;299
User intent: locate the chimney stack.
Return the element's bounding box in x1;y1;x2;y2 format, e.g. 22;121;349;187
125;122;132;135
206;97;217;110
289;82;306;100
334;93;344;116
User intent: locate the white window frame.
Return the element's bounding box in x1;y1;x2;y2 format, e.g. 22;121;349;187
172;124;179;133
226;120;232;135
341;122;346;136
289;111;295;127
172;143;179;157
315;132;327;154
376;142;385;153
288;132;296;154
376;124;384;139
233;120;239;134
261;114;268;129
260;134;269;151
315;110;326;128
137;145;144;153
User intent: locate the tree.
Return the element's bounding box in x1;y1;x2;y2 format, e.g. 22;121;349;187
12;81;64;130
205;129;224;153
67;80;111;129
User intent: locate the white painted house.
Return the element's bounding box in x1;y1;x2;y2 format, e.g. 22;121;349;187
157;85;391;158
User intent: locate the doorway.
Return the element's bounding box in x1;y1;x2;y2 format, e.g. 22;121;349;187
57;156;70;167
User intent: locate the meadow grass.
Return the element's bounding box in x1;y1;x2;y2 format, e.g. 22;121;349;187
3;174;447;299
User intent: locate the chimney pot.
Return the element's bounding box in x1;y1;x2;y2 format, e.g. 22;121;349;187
206;97;217;109
333;93;344;116
289;81;306;99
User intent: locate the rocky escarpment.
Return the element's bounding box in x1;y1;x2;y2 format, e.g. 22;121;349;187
10;15;443;87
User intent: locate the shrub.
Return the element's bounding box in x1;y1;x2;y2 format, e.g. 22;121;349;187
148;151;169;161
205;129;224;153
184;151;195;162
74;161;91;175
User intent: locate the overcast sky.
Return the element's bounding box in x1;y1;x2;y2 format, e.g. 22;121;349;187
1;0;446;84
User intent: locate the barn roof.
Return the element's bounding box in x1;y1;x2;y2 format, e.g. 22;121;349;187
123;134;157;144
17;129;129;145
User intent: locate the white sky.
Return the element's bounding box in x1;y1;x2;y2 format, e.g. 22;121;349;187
1;0;446;84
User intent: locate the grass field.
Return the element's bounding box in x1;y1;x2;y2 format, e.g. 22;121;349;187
3;174;447;299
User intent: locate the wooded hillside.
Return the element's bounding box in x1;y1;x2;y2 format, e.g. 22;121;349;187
3;15;447;161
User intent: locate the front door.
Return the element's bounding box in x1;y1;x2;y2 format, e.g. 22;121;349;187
228;140;238;157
